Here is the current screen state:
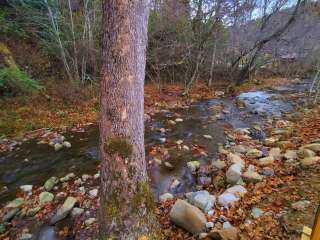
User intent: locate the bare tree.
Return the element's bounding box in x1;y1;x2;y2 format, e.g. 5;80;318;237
99;0;159;239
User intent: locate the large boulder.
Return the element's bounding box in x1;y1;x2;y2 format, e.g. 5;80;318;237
226;164;242;184
186;190;215;213
169;199;207;234
50;197;77;224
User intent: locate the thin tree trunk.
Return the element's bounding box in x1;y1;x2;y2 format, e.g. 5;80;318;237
99;1;159;239
208;39;217;87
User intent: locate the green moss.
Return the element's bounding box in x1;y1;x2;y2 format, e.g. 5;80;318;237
132;181;156;213
104;137;133;158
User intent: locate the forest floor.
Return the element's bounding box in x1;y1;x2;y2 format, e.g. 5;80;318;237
1;77;319;240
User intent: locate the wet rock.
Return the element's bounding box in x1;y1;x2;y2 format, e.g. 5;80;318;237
206;227;239;240
19;233;33;240
269;148;281;159
50;196;77;224
284;150;298;160
85;218;96;226
227;153;245;167
226;164;242;184
187;161;200;172
25;207;40;217
303;143;320;152
291;200;311;211
258;156;274;166
71;207;84;217
218;192;239;207
5;198;24;208
169;199;207;234
246;149;263;158
159;193;174;202
2;208;19;222
88;189;98;199
297;148;316;159
251;207;264;219
39;192;54;205
62;141;71;148
186;190;216;213
212;160;226;170
243;171;263;183
20;185;33;193
54;143;63;151
300;157;320;167
44;177;58;191
262;167;274;177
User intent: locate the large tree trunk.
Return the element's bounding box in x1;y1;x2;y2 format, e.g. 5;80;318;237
99;1;159;239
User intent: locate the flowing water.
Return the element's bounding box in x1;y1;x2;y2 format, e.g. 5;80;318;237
0;81;311;206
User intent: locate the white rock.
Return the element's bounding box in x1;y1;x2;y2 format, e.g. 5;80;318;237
85;218;96;226
54;143;63;151
175;118;183;122
88;189;98;199
187;161;200;172
176;140;183;145
20;185;33;193
206;222;214;229
203;135;213;140
159;193;174;202
218;193;239;207
226;164;242;184
227;153;245;167
186;190;216;213
269;148;281;159
225;185;247;196
62;141;71;148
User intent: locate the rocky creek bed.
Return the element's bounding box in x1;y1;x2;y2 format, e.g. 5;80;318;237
0;80;319;240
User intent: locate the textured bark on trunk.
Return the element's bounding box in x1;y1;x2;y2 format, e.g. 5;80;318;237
99;1;159;239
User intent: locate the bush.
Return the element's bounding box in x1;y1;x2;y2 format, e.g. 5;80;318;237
0;65;41;95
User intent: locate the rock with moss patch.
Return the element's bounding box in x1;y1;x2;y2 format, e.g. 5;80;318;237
104;137;133;158
39;192;54;205
44;177;58;191
50;196;77;224
187;161;200;172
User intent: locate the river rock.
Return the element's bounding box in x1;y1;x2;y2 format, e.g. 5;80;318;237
170;179;181;190
60;173;75;182
206;222;214;229
227;153;245;167
223;221;232;229
44;177;58;191
269;148;281;159
50;196;77;224
291;200;311;211
39;192;54;205
226;164;242;184
264;137;278;146
186;190;216;213
187;161;200;172
212;160;226;170
169;199;207;234
297;148;316;158
85;218;96;226
71;207;84;217
19;233;33;240
20;185;33;193
2;208;19;222
251;207;264;219
207;227;240;240
303;143;320;152
62;141;71;148
203;135;213;140
5;198;24;208
262;167;274;177
300;157;320;167
213;175;226;189
284;150;298;160
88;189;98;199
26;207;41;217
233;145;249;154
273;141;291;149
159;193;174;202
243;171;263;183
218;192;239;207
258;156;274;166
225;185;247;196
246;149;263;158
54;143;63;151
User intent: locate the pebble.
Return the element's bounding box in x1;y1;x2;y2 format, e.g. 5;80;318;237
62;141;71;148
85;218;96;226
251;207;264;219
20;185;33;193
262;167;274;177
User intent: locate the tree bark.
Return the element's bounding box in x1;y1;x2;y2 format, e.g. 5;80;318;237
99;1;159;239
